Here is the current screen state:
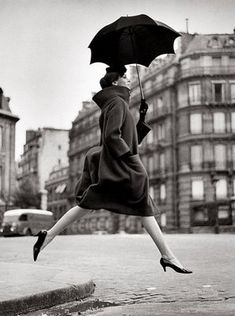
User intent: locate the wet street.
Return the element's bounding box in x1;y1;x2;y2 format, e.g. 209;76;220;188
1;233;235;315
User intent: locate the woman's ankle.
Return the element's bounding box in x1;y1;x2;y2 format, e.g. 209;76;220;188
161;254;175;261
41;231;54;250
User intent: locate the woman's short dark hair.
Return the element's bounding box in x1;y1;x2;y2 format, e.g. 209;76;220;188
99;64;127;89
99;72;120;88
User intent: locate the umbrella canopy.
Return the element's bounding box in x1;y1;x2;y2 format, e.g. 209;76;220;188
89;14;181;67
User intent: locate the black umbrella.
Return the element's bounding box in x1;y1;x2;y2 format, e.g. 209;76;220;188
89;14;181;98
89;14;181;144
89;14;180;66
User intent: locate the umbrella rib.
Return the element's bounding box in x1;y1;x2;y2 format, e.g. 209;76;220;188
128;26;145;100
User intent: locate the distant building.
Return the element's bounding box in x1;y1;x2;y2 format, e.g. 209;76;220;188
17;128;69;209
45;164;69;233
0;88;19;222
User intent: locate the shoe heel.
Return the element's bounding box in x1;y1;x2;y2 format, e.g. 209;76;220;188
160;258;166;272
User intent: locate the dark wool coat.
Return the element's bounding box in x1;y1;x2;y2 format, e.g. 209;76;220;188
75;85;157;216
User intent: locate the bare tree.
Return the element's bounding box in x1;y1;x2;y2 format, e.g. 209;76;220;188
13;179;41;209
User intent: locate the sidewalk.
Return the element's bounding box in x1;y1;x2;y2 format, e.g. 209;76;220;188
0;261;95;316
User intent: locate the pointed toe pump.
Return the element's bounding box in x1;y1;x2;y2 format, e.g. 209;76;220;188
160;257;192;274
33;230;47;261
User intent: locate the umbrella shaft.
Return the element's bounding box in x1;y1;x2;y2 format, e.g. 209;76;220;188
128;27;144;100
135;63;144;100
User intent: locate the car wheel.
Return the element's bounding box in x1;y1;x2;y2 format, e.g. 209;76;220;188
25;228;32;236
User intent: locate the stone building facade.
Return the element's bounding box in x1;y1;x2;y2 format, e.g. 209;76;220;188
0;88;19;222
130;31;235;233
17;128;69;209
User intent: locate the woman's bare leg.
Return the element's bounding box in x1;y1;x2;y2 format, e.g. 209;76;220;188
141;216;184;268
41;206;91;251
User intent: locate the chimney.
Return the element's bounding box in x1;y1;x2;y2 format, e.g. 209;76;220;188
186;18;189;33
26;130;37;143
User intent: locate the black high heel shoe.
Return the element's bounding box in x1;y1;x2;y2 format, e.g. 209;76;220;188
33;230;47;261
160;257;192;274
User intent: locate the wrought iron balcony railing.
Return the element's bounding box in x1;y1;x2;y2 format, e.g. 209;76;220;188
178;66;235;80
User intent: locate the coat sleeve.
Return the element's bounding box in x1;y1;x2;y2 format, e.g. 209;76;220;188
104;98;131;159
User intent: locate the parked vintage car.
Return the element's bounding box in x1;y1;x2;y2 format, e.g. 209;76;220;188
0;209;53;237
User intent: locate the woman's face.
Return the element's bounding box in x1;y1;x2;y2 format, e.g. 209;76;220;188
113;74;131;89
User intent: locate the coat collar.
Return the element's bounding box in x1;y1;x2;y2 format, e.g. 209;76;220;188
92;86;130;110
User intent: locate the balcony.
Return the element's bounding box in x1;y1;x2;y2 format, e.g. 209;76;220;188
178;66;235;80
190;163;203;171
154;107;171;120
203;161;234;172
151;168;168;178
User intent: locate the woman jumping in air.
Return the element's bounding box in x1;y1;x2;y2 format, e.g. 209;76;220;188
33;65;192;274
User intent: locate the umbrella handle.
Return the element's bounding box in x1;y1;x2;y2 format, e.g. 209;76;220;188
139;98;148;121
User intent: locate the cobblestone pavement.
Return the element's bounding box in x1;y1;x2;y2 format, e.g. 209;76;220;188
1;233;235;315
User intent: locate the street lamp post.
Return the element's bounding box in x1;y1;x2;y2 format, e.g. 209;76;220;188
210;171;220;234
230;196;235;225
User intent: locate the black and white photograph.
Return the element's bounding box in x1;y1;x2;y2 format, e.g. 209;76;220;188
0;0;235;315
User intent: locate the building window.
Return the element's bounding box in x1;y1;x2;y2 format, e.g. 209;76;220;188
210;37;220;48
0;167;2;192
213;112;226;133
230;57;235;66
192;179;204;200
228;37;235;46
148;102;154;114
216;179;227;199
214;144;226;169
146;103;154;121
160;183;166;202
190;113;202;134
193;207;208;225
231;83;235;102
212;57;221;66
146;131;153;144
148;155;154;174
149;186;154;199
160;153;165;171
231;113;235;133
157;96;163;110
0;126;3;149
191;145;202;169
189;82;201;105
157;123;165;140
212;82;225;103
160;213;167;227
232;145;235;170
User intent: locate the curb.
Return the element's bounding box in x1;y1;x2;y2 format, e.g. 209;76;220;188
0;280;96;316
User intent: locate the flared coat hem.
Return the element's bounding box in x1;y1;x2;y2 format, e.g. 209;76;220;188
76;193;155;216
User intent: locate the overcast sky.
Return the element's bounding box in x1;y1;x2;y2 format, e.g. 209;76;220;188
0;0;234;159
